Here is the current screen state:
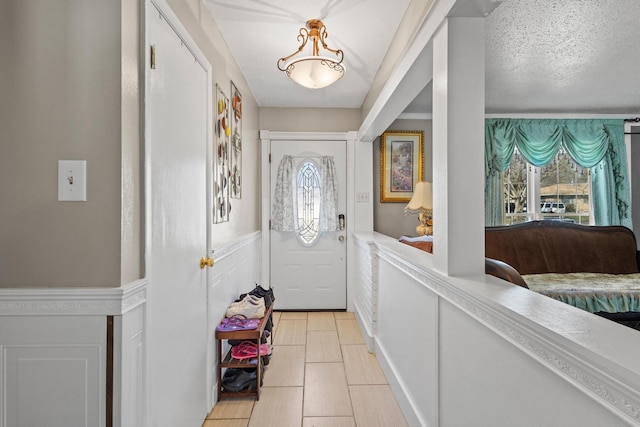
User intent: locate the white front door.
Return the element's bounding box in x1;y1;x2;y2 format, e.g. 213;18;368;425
147;4;209;425
270;139;347;310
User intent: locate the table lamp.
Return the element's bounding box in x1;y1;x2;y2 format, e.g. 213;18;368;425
404;181;433;236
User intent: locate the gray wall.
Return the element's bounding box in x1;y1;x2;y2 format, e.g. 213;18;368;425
374;119;433;238
0;0;263;287
167;0;262;247
0;0;124;287
260;107;361;132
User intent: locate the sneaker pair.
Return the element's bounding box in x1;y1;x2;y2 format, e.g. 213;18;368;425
239;284;274;308
225;294;265;319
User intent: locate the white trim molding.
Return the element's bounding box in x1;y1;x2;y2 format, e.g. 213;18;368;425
377;246;640;424
259;130;358;311
0;279;148;316
355;232;640;426
211;231;260;263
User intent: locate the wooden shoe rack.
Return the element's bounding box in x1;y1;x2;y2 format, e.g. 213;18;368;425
215;301;274;401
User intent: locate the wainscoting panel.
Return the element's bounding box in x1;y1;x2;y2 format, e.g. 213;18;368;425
113;305;145;427
0;279;147;427
353;234;380;351
0;316;106;427
354;233;640;427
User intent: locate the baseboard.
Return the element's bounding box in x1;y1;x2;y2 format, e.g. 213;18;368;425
353;305;375;352
374;337;428;427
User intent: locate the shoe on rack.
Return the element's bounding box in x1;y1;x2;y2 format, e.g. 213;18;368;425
250;284;275;307
231;341;271;360
223;368;243;382
239;291;271;308
225;296;265;319
222;369;257;393
231;294;263;306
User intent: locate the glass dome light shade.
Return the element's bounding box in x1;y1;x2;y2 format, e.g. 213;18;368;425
284;56;346;89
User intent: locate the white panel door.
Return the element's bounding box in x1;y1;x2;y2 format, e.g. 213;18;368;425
270;140;347;310
147;6;209;425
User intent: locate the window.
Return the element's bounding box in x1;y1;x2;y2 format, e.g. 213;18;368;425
503;148;591;225
296;161;321;245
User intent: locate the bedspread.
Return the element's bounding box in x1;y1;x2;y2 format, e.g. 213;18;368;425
523;272;640;314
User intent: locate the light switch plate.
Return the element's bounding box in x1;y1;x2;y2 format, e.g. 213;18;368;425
58;160;87;201
356;192;370;202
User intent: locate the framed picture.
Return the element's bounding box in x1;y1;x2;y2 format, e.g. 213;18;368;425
380;130;424;202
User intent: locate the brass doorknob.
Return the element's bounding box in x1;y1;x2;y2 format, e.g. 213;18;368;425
200;256;214;269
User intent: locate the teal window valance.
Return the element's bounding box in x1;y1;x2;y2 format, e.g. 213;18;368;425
485;119;631;227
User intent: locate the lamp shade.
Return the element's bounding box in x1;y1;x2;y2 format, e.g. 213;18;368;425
404;181;433;213
284;56;345;89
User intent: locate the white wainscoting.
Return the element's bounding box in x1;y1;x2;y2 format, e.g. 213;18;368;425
353;233;640;427
353;234;380;351
0;231;262;426
113;304;145;427
1;316;106;427
0;279;147;427
207;231;262;406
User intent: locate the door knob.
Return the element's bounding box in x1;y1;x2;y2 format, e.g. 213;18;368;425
338;235;344;242
200;256;214;269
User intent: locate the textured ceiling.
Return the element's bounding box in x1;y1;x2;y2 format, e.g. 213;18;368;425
485;0;640;114
206;0;640;114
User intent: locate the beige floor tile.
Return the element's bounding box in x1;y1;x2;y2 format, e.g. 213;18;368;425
306;330;342;362
342;345;387;385
280;311;308;320
333;312;355;319
307;312;337;331
207;398;254;419
349;385;408;427
273;319;307;345
248;387;303;427
202;420;248;427
205;311;408;427
302;417;355;427
336;319;365;345
263;345;305;387
271;311;282;328
304;363;353;417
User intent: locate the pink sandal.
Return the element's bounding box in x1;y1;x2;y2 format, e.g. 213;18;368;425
231;341;271;360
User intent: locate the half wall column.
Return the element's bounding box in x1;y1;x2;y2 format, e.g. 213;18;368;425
432;17;485;276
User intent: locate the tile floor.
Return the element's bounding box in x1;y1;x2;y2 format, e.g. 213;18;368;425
203;311;409;427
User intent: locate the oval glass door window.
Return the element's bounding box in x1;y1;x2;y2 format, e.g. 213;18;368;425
296;161;321;245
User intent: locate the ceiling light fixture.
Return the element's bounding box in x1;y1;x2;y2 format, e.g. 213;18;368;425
277;19;345;89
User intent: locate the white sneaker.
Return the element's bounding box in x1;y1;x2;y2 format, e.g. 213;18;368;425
226;296;265;319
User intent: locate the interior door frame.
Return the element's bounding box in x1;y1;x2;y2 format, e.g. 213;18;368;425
144;0;214;420
260;130;358;311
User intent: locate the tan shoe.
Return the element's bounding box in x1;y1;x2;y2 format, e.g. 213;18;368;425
226;296;265;319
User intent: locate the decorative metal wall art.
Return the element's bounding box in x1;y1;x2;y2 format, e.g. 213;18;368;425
230;81;242;198
214;83;231;223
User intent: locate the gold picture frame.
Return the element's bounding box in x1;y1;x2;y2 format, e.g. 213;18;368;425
380;130;424;202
